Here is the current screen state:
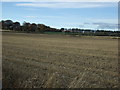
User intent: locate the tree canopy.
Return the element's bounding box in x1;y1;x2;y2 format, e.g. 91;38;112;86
0;20;119;37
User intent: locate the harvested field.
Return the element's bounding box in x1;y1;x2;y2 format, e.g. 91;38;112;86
2;32;119;88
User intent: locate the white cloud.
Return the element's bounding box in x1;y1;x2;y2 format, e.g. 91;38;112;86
15;2;116;8
90;18;118;24
2;0;120;2
71;18;117;30
92;23;118;30
80;18;118;30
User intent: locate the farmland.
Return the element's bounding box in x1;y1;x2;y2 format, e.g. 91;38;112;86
2;32;119;88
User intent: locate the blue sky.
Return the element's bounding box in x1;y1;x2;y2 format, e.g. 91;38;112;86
1;1;118;31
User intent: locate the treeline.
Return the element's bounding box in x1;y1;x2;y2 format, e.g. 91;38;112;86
0;20;61;33
0;20;119;36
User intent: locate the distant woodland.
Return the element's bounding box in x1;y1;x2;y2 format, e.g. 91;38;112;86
0;20;119;36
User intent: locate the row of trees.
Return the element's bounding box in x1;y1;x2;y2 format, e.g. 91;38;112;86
0;20;61;33
0;20;119;36
60;28;119;36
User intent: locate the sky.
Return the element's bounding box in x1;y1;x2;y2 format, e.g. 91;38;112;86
1;0;119;31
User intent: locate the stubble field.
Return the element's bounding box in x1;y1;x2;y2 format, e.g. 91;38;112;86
2;32;119;88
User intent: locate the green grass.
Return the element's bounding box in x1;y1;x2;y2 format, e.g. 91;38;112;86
2;32;119;88
44;32;64;35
